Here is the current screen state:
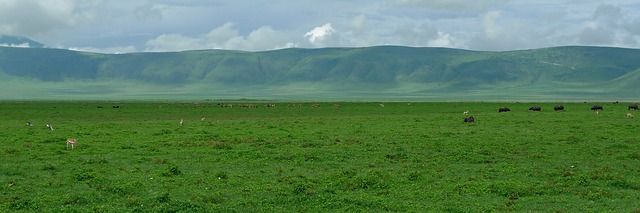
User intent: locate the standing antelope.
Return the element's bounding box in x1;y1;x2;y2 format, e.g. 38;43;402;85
66;138;77;150
463;110;469;115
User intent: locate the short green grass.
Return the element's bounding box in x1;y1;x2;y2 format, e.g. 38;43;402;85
1;101;640;212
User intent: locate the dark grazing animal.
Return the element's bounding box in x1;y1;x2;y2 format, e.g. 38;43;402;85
529;106;541;111
591;105;603;111
554;105;565;111
464;116;475;123
629;104;639;110
498;107;511;112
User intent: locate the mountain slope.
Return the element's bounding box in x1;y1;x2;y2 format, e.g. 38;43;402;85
0;35;45;48
0;45;639;100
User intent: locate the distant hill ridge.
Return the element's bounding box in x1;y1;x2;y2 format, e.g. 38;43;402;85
0;42;639;100
0;35;44;48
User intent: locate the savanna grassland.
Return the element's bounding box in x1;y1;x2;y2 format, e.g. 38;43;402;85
1;101;640;212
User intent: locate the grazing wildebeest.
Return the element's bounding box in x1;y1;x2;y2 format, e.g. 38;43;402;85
629;104;638;110
554;105;565;111
498;107;511;112
591;105;603;111
464;116;475;123
529;106;541;111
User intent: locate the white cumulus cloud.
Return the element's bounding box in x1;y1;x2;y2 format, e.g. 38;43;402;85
145;22;299;52
304;23;335;45
68;45;138;54
0;0;76;35
0;43;31;48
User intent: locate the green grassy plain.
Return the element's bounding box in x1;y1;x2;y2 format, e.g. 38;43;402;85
2;101;640;212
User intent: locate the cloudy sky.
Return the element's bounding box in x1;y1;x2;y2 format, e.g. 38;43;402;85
1;0;640;53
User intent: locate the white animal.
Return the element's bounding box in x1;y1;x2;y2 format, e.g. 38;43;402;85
463;110;469;115
627;113;634;118
46;124;54;130
180;119;184;126
66;138;77;150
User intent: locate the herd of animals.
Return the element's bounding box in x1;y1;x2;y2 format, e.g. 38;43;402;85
464;103;639;123
21;102;640;149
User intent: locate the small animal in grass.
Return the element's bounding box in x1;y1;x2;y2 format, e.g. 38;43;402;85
464;116;475;123
66;138;77;150
591;105;603;111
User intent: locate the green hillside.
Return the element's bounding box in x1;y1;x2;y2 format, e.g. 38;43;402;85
0;45;639;101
